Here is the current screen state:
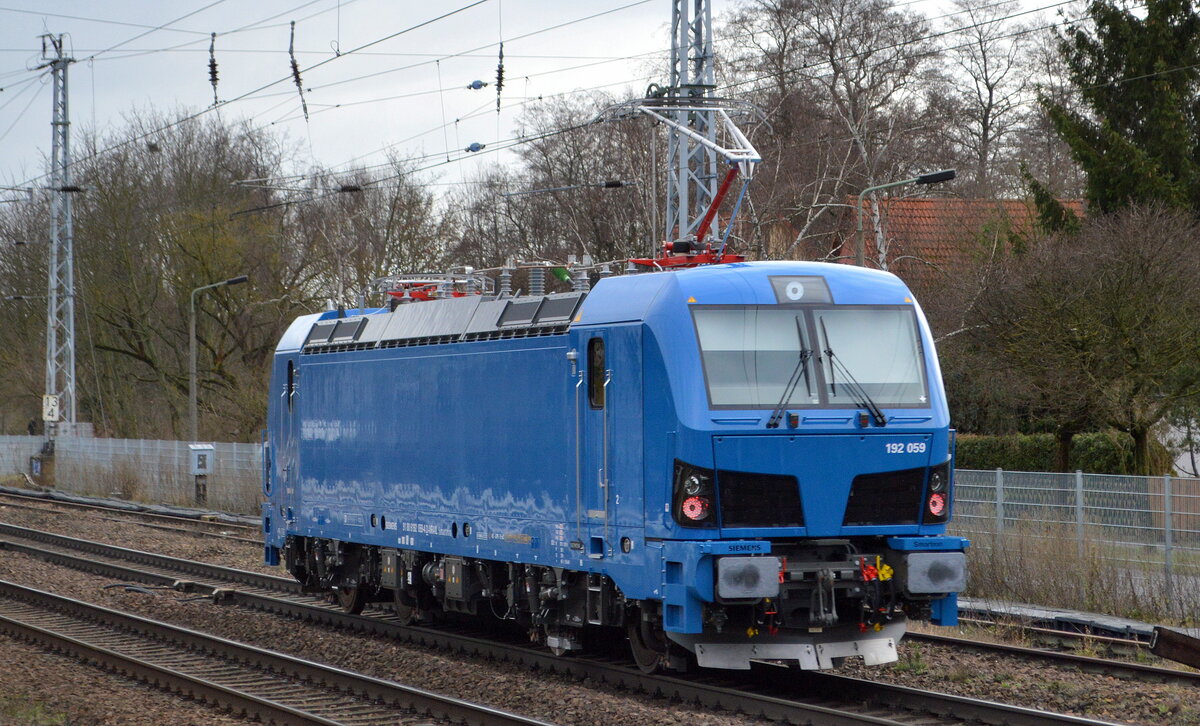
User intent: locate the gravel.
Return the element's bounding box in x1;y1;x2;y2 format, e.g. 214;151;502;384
0;627;246;725
1;496;1197;725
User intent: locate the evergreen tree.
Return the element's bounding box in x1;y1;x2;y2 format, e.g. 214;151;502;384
1033;0;1200;226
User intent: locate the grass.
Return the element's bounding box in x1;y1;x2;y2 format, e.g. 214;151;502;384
951;513;1199;624
893;643;929;675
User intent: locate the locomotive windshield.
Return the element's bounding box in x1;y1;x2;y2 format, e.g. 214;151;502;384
692;305;928;409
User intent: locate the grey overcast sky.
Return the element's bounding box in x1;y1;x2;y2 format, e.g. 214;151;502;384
0;0;981;192
0;1;751;190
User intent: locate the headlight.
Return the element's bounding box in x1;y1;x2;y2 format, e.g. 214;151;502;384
681;495;711;521
923;462;951;523
927;492;946;517
673;460;716;528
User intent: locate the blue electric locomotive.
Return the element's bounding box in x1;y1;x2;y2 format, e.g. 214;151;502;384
262;260;967;671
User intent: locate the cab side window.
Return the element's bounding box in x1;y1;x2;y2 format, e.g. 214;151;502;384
286;361;295;413
588;338;605;409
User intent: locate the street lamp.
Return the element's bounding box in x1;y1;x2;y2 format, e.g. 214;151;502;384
856;169;955;267
189;275;248;441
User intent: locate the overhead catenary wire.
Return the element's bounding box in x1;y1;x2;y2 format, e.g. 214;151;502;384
78;0;231;63
240;0;1086;188
3;0;1156;214
230;0;1119;227
10;1;489;190
89;0;1142;275
0;0;357;94
4;0;667;191
0;79;45;146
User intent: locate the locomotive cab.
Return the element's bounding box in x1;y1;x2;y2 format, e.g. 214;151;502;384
620;261;968;670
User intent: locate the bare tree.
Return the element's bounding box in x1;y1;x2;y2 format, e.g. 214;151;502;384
0;112;452;440
450;94;658;268
722;0;946;267
940;0;1036;196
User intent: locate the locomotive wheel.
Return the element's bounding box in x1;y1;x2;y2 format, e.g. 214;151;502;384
392;591;417;625
334;585;367;615
627;618;668;673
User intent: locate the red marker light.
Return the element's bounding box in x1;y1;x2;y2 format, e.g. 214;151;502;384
682;496;711;521
927;492;946;517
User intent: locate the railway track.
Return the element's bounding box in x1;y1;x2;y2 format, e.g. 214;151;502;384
0;521;1145;726
903;631;1188;683
0;490;262;544
0;578;550;726
950;614;1149;656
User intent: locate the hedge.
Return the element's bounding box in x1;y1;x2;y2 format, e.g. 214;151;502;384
954;431;1171;475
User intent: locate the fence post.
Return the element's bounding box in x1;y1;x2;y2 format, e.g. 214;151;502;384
1075;470;1085;562
1164;474;1174;613
995;468;1005;533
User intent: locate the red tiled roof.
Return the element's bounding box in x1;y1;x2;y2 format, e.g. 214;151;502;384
838;196;1085;286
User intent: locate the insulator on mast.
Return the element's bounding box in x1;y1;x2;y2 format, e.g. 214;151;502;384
572;267;589;292
529;267;545;297
499;266;513;297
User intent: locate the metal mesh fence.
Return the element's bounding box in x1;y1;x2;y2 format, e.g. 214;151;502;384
952;469;1199;619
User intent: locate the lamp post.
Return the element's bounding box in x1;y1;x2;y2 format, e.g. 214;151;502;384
189;275;248;441
856;169;955;267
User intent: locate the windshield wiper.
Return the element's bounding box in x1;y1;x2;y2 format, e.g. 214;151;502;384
767;348;814;428
819;318;887;427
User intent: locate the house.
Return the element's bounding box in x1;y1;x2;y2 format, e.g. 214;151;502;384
835;196;1086;290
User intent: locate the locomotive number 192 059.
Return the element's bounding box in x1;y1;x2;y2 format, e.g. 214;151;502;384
885;442;927;454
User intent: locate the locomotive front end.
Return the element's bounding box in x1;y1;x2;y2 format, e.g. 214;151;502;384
641;261;968;670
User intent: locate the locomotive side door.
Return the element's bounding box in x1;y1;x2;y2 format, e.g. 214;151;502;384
277;355;300;529
580;332;611;558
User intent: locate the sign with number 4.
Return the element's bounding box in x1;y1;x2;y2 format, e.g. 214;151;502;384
42;394;60;422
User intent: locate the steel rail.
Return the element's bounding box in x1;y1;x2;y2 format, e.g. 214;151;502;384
0;578;554;726
0;535;910;725
955;614;1149;652
0;526;1142;726
0;521;295;592
906;631;1197;686
0;490;261;538
0;498;263;545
